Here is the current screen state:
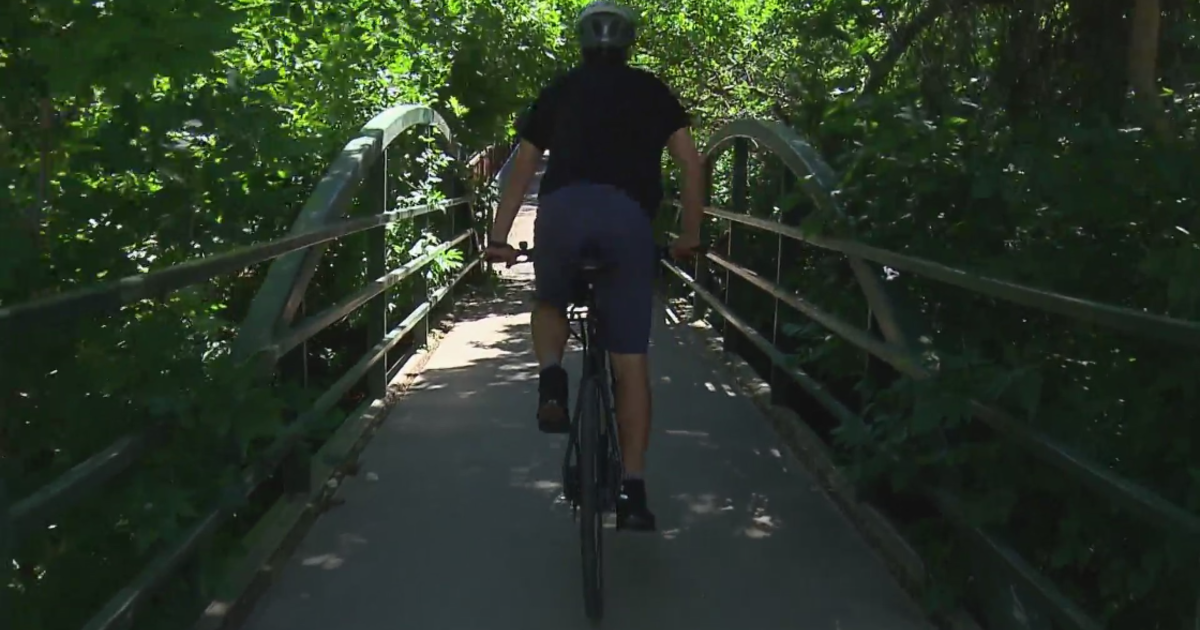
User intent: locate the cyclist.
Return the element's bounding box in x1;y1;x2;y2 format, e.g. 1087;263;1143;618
484;0;705;531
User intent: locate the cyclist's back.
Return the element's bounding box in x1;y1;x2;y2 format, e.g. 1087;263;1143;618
526;62;688;215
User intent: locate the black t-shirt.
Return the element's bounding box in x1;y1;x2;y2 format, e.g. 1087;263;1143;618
515;62;691;214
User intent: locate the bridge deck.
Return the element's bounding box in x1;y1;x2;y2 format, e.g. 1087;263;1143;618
239;203;930;630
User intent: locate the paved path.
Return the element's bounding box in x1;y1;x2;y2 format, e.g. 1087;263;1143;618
239;196;931;629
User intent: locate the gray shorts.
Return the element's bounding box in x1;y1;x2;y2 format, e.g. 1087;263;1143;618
532;183;655;355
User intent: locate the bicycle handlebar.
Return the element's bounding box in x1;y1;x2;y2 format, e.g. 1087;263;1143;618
509;242;535;266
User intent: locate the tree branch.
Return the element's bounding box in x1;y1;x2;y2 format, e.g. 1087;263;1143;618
857;0;955;103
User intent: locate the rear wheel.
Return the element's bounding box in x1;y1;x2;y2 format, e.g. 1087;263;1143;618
578;376;604;620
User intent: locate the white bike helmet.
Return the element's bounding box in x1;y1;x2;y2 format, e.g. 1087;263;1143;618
576;1;637;51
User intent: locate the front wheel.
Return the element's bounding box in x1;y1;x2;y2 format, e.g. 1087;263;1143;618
577;376;604;620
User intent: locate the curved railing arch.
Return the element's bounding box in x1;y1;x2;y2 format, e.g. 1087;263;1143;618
698;119;912;350
703;119;842;221
235;104;459;360
662;117;1200;630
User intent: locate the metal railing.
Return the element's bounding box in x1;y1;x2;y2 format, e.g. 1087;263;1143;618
466;138;518;184
659;118;1200;630
0;104;508;630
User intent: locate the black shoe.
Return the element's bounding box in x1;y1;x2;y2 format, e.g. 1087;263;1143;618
537;365;569;434
616;479;657;532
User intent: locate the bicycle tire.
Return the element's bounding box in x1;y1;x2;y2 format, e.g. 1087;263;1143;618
578;374;605;620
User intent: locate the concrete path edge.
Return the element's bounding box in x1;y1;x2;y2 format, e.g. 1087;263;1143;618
191;300;464;630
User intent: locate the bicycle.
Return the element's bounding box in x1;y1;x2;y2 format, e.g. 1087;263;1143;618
508;239;700;620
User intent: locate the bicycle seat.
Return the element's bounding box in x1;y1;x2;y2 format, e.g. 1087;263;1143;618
571;254;608;306
577;243;609;279
579;258;606;274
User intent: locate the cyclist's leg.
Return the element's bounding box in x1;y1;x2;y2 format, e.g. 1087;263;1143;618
531;186;585;432
586;185;657;531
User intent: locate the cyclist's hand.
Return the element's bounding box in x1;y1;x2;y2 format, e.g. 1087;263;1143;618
484;242;518;265
669;233;702;260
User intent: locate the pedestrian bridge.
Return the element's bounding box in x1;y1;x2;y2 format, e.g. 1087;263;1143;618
5;105;1197;630
238;235;929;629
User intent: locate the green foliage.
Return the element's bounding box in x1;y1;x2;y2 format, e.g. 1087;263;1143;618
0;1;552;628
632;0;1200;628
6;0;1200;628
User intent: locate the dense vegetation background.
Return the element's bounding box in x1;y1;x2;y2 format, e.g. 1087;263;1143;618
3;0;1198;628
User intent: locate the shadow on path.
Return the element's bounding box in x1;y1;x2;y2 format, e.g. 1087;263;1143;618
239;275;930;630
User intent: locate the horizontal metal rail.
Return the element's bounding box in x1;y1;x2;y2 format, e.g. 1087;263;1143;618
966;401;1200;538
673;248;1200;539
658;260;869;436
258;254;485;479
0;197;467;331
79;252;483;630
928;490;1103;630
2;102;489;630
704;249;930;377
274;229;474;357
694;203;1200;348
82;509;224;630
683;115;1167;630
6;233;478;551
661;255;1103;629
676;217;1200;538
9;431;157;543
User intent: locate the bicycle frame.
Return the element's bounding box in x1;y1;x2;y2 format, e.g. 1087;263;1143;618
564;286;623;511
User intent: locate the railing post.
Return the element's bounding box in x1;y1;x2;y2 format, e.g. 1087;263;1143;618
449;190;457;303
725;138;748;351
443;163;460;305
483;171;495;277
691;160;713;322
769;165;790;405
300;299;309;390
367;152;388;400
466;179;483;283
415;212;431;349
1;478;11;621
284;294;315;496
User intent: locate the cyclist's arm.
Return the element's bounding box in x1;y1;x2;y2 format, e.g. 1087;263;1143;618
490;139;542;245
666;127;703;243
491;87;556;245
